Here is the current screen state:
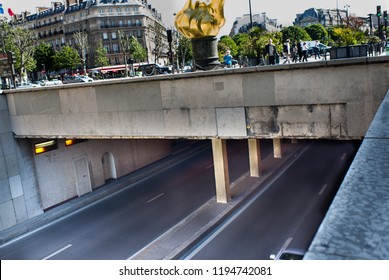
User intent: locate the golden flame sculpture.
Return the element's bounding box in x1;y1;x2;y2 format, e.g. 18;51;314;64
174;0;226;39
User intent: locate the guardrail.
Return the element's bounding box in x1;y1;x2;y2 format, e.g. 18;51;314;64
330;42;386;60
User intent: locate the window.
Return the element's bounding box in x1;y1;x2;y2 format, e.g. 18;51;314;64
104;44;110;53
135;19;141;26
111;32;117;39
112;43;119;53
103;32;108;40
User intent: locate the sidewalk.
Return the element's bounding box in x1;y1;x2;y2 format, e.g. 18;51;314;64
130;141;306;260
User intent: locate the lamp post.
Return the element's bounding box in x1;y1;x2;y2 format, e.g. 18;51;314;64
344;4;350;28
249;0;253;30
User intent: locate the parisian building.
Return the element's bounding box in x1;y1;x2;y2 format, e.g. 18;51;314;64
229;12;279;36
294;7;376;35
16;0;168;69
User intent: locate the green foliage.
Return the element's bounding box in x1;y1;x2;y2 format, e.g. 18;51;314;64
331;27;367;46
281;26;311;43
94;43;109;67
304;24;328;41
5;24;37;78
176;35;192;67
129;36;147;62
34;43;55;72
52;45;81;71
218;35;238;59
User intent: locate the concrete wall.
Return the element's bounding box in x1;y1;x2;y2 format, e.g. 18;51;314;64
305;90;389;259
5;56;389;140
1;93;172;230
0;95;42;231
34;139;171;209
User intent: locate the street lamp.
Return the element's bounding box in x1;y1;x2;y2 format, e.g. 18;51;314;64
344;4;350;28
248;0;253;30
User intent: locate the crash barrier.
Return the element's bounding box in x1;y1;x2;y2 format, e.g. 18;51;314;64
330;42;386;60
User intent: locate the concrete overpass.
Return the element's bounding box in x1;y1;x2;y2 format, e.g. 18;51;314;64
4;56;389;205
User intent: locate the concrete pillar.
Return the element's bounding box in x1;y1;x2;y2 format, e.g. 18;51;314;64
248;139;261;177
273;138;283;158
211;139;231;203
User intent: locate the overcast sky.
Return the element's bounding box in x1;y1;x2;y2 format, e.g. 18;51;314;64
1;0;387;36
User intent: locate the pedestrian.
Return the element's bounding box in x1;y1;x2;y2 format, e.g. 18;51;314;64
314;40;321;59
291;41;298;63
265;38;278;65
302;42;308;62
283;39;291;64
297;40;303;62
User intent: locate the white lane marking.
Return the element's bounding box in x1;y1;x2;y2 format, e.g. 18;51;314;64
206;163;214;169
272;237;293;260
147;193;165;203
319;184;328;196
42;244;72;260
183;143;313;260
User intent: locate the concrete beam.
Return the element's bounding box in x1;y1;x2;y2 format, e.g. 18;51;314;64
248;139;261;177
273;138;283;158
211;139;231;203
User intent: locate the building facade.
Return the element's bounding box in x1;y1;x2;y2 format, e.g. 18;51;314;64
229;12;279;36
18;0;168;69
294;8;348;27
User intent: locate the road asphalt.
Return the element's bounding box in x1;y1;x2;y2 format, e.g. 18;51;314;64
0;140;305;260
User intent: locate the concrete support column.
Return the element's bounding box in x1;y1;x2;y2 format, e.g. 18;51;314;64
273;138;283;158
211;139;231;203
248;139;261;177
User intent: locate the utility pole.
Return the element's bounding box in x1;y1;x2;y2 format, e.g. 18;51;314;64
248;0;253;30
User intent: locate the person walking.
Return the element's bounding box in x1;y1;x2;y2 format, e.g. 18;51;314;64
302;42;308;62
283;39;291;64
314;40;321;59
297;40;303;62
265;38;278;65
291;41;298;63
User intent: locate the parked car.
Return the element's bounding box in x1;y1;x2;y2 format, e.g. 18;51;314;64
78;75;94;82
63;75;93;84
44;79;63;86
16;82;42;88
137;64;172;76
307;43;331;57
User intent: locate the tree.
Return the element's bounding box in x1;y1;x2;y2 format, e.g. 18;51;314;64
129;36;147;63
6;24;37;81
176;35;192;68
149;23;166;63
94;43;109;67
34;43;55;73
331;27;367;46
232;33;250;57
304;24;328;41
281;26;311;43
52;45;81;72
73;31;89;74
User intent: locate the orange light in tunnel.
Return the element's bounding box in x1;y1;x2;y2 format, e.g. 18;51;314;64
34;140;57;155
